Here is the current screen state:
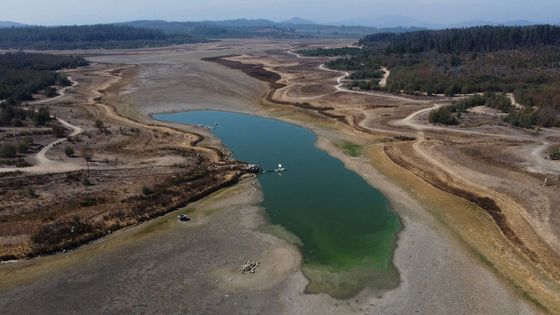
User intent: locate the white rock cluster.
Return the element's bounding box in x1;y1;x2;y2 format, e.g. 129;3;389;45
240;260;260;274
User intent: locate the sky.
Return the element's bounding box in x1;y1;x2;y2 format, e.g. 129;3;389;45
1;0;559;26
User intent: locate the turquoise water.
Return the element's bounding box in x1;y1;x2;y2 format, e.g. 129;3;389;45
154;110;401;298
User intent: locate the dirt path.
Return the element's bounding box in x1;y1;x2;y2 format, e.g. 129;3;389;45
507;93;524;109
528;140;560;175
286;50;302;58
318;64;431;103
28;76;78;105
0;64;222;175
1;75;83;174
379;66;390;88
411;127;560;268
292;53;560;177
33;117;83;168
88;66;221;163
395;104;560;174
0;117;84;174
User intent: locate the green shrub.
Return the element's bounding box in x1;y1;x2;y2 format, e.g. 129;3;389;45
64;146;75;157
429;106;458;125
349;69;383;80
59;76;72;87
0;143;17;158
44;86;58;97
505;108;536;128
142;186;153;196
341;143;363;157
80;198;99;207
550;148;560;160
450;93;512;113
33;107;51;126
82;177;93;186
51;125;66;138
95;119;104;130
485;94;512;113
17;137;33;154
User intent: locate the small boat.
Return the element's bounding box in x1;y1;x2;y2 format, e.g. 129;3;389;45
275;164;286;173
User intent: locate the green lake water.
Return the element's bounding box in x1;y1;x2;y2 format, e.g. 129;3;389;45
154;110;401;298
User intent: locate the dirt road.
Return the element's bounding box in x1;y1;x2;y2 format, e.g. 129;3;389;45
395;103;560;175
0;117;84;174
29;76;78;105
318;63;431;103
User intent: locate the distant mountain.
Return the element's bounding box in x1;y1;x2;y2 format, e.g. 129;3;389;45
203;19;277;28
0;21;26;28
451;20;495;28
281;17;317;25
121;19;286;38
333;15;441;29
452;19;538;28
120;19;421;39
330;16;550;29
500;20;539;26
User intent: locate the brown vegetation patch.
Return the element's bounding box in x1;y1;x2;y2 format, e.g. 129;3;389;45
202;55;281;85
0;164;251;260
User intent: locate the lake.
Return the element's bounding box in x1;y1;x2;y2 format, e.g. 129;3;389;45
154;110;401;298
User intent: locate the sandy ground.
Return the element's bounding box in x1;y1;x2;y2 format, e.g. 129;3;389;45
0;39;553;314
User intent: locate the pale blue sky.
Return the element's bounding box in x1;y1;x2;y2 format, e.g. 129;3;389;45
1;0;558;26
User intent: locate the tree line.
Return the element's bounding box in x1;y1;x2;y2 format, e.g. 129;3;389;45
0;25;198;50
361;25;560;54
0;52;88;102
1;52;88;129
296;47;362;57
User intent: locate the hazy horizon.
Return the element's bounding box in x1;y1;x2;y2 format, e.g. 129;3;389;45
1;0;559;26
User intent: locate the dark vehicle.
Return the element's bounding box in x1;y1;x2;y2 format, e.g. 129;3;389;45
178;214;190;222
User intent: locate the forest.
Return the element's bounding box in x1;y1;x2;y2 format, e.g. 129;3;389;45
315;25;560;127
361;25;560;54
0;25;198;50
0;20;423;49
0;52;88;134
0;52;88;101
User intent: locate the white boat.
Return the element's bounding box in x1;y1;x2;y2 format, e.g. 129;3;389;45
275;163;286;172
